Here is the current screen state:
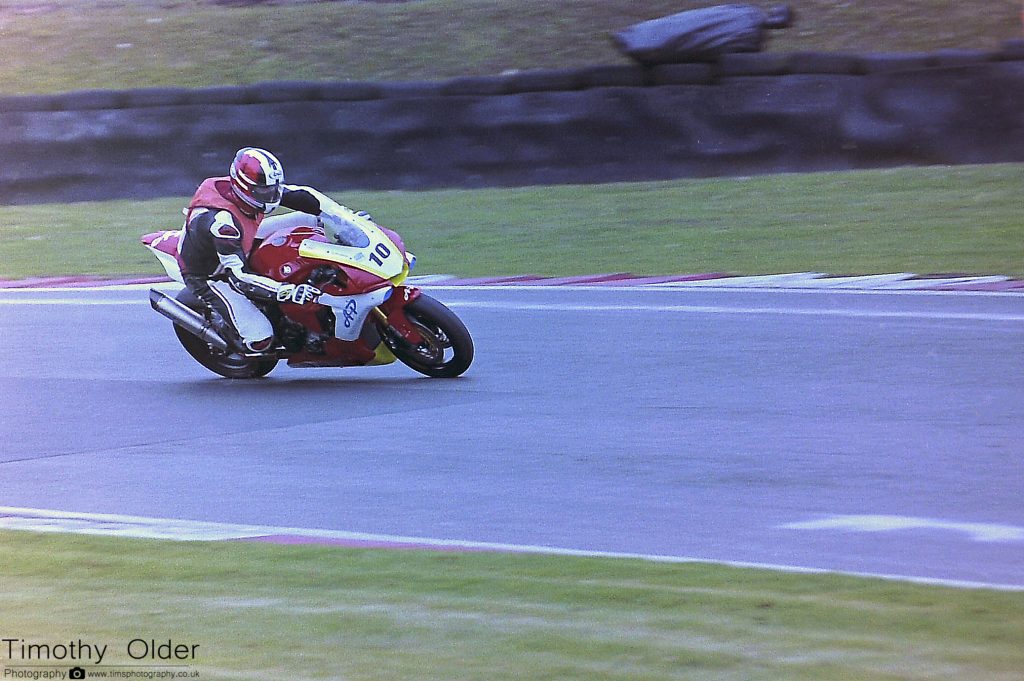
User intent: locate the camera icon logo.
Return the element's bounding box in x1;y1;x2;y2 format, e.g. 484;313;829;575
69;667;86;680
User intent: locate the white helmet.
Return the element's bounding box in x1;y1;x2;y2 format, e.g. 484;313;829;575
229;147;284;214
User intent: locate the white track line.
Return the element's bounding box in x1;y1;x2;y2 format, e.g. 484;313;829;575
0;297;143;305
780;515;1024;543
443;301;1024;322
3;292;1024;323
3;277;1024;298
425;284;1024;298
0;507;1020;591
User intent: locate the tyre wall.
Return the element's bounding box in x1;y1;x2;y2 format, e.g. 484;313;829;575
2;47;1023;204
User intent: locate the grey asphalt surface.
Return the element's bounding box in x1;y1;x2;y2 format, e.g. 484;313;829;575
1;284;1022;586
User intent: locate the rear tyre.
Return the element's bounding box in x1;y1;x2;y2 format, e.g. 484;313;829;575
172;290;278;379
384;294;473;378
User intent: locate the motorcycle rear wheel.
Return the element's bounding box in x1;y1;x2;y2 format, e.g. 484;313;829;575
384;294;474;378
172;290;279;379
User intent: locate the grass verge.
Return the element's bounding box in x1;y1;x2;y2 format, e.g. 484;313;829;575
0;1;1020;96
2;530;1023;681
1;164;1021;280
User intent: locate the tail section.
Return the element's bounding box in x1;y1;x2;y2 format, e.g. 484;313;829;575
142;230;185;283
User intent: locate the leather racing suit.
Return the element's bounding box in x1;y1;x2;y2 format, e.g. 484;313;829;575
179;177;343;352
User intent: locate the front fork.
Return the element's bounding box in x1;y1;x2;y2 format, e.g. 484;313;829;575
374;285;425;346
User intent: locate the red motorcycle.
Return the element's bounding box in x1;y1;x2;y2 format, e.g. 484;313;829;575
141;208;473;379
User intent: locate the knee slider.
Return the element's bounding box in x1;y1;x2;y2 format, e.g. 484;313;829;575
245;337;274;352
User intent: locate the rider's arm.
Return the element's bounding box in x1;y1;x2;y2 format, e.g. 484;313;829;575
208;210;286;301
280;184;345;217
209;210;321;305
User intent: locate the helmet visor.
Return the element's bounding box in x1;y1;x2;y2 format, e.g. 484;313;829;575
250;182;283;206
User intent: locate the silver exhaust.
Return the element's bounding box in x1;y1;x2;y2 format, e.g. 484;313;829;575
149;289;230;353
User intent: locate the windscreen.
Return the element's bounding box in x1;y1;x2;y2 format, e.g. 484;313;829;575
320;212;371;248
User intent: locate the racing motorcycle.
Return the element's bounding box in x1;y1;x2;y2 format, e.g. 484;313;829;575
141;208;473;379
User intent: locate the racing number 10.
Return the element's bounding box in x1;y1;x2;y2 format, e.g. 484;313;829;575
368;242;391;267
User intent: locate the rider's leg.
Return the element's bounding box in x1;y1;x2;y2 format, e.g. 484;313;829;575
185;277;274;352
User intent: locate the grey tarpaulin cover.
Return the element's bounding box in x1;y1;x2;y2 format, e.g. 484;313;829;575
612;4;792;64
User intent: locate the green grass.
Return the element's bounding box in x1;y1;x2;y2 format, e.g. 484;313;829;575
0;0;1019;96
2;164;1021;280
1;530;1022;681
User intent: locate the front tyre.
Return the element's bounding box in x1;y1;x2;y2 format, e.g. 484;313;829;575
172;290;278;379
385;294;473;378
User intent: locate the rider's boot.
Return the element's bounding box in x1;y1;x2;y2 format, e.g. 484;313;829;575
304;332;330;355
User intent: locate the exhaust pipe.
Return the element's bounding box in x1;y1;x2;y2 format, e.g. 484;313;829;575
149;289;230;353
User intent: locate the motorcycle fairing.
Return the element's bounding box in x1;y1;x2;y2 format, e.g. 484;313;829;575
297;240;409;283
319;287;393;342
141;230;185;283
298;211;407;282
377;286;425;346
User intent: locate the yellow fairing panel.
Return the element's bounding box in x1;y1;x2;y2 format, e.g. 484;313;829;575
368;342;398;366
298;212;406;280
391;261;410;286
297;240;398;280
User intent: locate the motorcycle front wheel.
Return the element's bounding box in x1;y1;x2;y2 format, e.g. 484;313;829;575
172;290;279;379
384;294;474;378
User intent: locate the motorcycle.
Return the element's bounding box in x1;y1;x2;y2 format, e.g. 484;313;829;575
141;207;473;379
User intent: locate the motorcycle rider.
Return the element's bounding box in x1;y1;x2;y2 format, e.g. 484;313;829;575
179;147;352;353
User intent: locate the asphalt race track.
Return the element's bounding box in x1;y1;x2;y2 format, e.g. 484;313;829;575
1;283;1022;588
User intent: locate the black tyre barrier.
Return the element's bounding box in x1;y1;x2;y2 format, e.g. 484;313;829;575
860;52;937;74
316;81;384;101
578;65;649;88
506;69;583;93
3;57;1024;205
932;49;998;69
440;76;514;97
650;63;716;86
3;47;1011;114
788;52;863;75
0;94;61;113
250;81;325;103
378;81;445;99
181;85;261;106
57;89;132;111
715;52;790;77
1000;38;1024;60
123;87;193;108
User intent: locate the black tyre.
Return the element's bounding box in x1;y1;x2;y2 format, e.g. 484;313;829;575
171;290;278;379
384;294;473;378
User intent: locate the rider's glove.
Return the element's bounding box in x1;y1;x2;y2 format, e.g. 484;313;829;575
277;283;322;305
